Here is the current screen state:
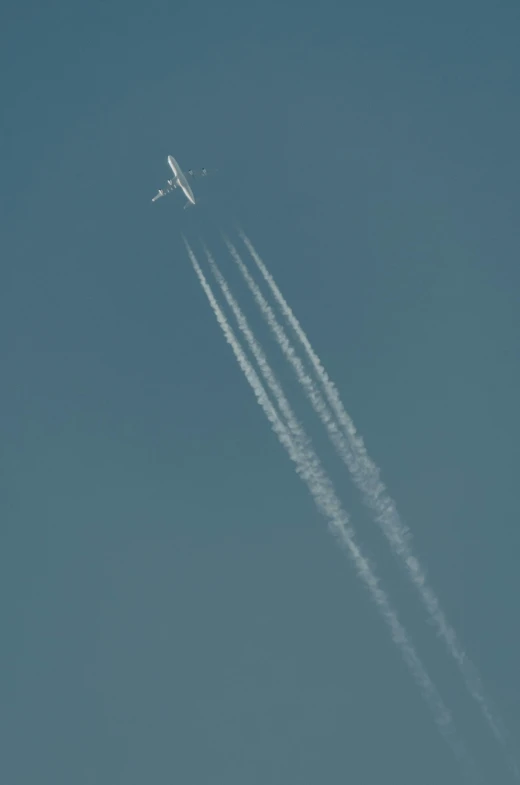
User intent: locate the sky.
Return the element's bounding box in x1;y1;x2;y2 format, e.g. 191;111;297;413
2;1;520;783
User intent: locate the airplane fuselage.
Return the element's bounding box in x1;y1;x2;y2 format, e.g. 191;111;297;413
168;155;196;205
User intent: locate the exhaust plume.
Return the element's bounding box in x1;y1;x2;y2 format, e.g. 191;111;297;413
183;237;476;778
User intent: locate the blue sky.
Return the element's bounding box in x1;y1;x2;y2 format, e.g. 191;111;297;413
2;1;520;783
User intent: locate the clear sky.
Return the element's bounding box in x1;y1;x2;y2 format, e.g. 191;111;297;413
2;1;519;783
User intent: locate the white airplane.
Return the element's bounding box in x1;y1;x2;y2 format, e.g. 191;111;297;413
152;155;211;207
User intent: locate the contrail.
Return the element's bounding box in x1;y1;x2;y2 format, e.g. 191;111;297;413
236;228;515;769
183;237;477;778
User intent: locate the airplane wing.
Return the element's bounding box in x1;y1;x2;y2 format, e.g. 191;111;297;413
186;167;215;178
151;181;177;203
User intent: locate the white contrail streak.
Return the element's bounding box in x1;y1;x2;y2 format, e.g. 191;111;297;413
236;228;515;769
183;237;476;778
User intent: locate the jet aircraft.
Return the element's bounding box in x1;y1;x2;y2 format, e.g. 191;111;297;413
152;155;211;207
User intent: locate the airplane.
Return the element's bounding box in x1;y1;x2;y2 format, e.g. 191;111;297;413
152;155;212;207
